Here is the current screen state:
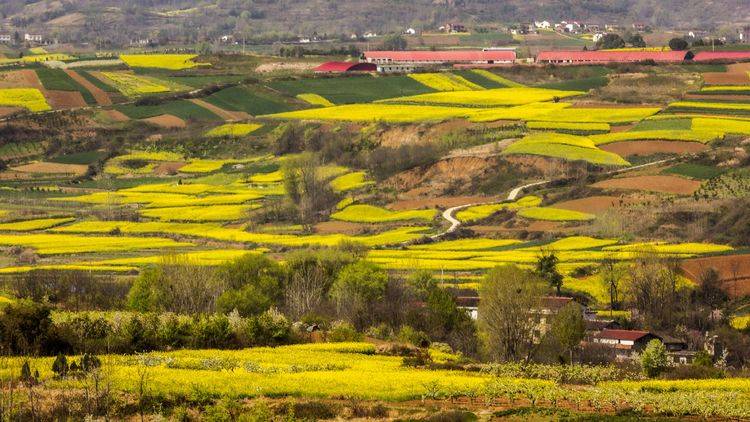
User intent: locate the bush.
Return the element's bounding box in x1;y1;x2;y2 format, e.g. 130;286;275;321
641;339;669;378
242;308;292;346
327;321;362;342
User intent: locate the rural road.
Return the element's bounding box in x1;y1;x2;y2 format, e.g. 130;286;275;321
429;156;678;240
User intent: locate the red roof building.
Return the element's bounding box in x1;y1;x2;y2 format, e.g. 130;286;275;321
693;51;750;62
313;61;377;73
536;50;693;64
363;50;516;65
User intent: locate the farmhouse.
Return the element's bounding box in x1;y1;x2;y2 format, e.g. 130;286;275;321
313;61;377;73
363;50;516;70
0;34;11;43
592;329;660;361
24;33;43;43
693;51;750;62
536;50;693;64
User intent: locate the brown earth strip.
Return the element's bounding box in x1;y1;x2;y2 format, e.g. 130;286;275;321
142;114;186;129
0;69;43;89
684;93;750;101
44;90;87;109
592;175;701;195
314;221;367;235
189;98;250;121
551;195;636;214
11;162;88;175
600;140;708;157
64;69;111;105
153;162;187;175
702;72;749;85
102;109;129;122
0;107;21;118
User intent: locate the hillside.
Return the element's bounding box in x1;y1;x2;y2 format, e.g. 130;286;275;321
1;0;749;46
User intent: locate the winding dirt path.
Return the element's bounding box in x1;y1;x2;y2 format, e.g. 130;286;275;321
429;157;677;240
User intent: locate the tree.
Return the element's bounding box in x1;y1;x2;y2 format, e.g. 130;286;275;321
127;255;222;314
215;254;285;317
0;300;56;355
282;153;337;227
551;302;586;363
536;251;563;295
669;37;689;51
381;34;407;50
641;339;668;377
599;257;626;313
478;265;546;362
628;33;646;47
626;251;682;329
595;33;625;50
329;261;388;328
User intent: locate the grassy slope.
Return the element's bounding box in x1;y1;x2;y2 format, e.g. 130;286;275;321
35;68;97;105
267;74;435;104
116;100;222;121
204;86;292;115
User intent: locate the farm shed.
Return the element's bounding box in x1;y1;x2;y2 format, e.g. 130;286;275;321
536;50;693;64
313;62;377;73
693;51;750;62
363;50;516;65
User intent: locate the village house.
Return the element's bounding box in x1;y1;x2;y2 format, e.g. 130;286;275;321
404;28;417;35
0;34;12;44
632;22;648;31
24;33;43;43
220;34;235;44
444;23;467;33
363;32;378;39
591;329;660;361
537;50;693;64
534;20;551;29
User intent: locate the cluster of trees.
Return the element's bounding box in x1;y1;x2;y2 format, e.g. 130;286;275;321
593;32;646;50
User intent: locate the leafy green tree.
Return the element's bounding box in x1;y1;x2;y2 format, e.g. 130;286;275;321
628;33;646;47
381;34;407;50
330;261;388;328
0;300;55;354
536;251;563;295
479;265;546;362
551;302;586;363
669;37;689;51
127;266;164;312
595;33;625;50
641;339;668;377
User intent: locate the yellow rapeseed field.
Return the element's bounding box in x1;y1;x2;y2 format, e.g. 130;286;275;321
381;87;583;106
296;93;335;107
332;204;437;223
0;88;51;112
0;233;192;255
408;73;484;91
120;54;205;70
100;72;170;97
205;123;263;137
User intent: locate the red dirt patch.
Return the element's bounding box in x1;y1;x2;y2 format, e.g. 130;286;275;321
386;156;496;197
102;109;129;122
592;175;701;195
142;114;186;129
44;90;86;109
388;195;495;211
552;195;633;214
64;69;111;105
0;69;43;89
600;140;708;157
189;98;250;121
609;124;635;133
681;254;750;298
314;221;367;235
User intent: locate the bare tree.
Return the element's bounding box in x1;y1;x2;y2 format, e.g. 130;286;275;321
599;256;626;314
160;255;223;314
479;265;546;362
284;265;326;319
626;251;681;329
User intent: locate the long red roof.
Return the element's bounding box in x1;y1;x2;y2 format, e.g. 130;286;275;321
313;61;376;72
364;50;516;62
693;51;750;62
537;50;691;63
595;329;655;341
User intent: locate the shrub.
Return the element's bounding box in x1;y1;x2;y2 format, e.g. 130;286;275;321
641;339;668;377
327;321;362;342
